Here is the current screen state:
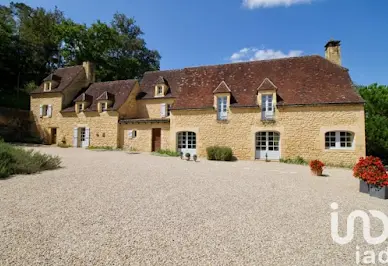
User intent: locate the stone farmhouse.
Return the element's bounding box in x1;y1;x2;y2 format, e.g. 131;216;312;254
30;40;365;165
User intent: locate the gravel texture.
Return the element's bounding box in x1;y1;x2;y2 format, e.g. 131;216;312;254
1;147;387;265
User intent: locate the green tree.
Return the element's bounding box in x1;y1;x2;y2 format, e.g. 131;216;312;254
358;83;388;163
60;13;160;81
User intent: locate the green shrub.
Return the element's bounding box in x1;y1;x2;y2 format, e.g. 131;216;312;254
280;156;308;165
0;141;61;178
58;143;71;148
153;149;180;157
206;146;233;161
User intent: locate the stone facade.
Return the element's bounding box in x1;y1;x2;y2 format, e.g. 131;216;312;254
170;104;365;165
31;93;120;147
119;123;170;152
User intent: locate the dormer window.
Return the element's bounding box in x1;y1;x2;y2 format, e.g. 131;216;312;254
157;86;163;95
101;102;108;112
78;103;84;112
154;76;168;97
44;82;52;92
213;81;231;121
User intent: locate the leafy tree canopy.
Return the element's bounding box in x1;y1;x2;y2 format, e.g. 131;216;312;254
0;2;160;109
358;84;388;163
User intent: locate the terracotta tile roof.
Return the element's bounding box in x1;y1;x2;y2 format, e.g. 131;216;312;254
257;78;278;91
139;69;184;99
74;93;93;102
96;91;115;101
31;65;85;94
140;55;364;109
62;80;137;112
213;81;232;94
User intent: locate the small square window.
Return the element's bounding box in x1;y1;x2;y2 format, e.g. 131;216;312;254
157;86;163;95
78;103;84;112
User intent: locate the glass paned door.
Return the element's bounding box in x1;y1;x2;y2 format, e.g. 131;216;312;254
177;132;197;156
255;131;280;160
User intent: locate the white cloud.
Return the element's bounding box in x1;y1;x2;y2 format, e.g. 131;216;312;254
243;0;315;9
229;47;303;62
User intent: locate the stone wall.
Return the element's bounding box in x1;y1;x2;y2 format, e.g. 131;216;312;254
0;107;32;142
31;94;119;147
119;123;170;151
137;98;175;119
170;104;365;165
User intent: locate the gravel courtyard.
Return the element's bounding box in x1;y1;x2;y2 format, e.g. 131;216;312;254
1;147;387;265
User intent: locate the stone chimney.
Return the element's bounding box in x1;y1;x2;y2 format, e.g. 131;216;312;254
82;61;95;84
325;40;341;66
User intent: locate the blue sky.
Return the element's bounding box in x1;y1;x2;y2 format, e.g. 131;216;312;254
2;0;388;85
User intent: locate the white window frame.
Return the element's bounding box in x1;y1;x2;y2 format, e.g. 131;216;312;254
101;102;108;112
78;103;84;112
217;96;228;120
261;94;274;120
325;131;354;150
157;86;163;95
42;105;48;116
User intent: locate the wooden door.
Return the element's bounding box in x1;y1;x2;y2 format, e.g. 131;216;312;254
51;128;57;144
152;128;161;152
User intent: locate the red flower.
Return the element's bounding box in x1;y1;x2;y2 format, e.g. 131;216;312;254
353;156;388;187
309;160;324;171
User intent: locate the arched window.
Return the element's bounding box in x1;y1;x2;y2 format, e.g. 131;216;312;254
325;131;354;149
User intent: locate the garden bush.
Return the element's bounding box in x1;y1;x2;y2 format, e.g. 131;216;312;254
280;156;307;165
206;146;233;161
154;149;180;157
0;140;61;178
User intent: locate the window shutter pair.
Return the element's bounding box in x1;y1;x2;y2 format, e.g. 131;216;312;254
160;103;167;117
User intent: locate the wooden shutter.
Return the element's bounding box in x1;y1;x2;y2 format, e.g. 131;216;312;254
85;128;90;147
128;130;133;138
47;105;52;117
160;103;166;117
73;128;78;147
39;105;43;117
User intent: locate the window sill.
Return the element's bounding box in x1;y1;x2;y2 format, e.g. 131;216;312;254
216;119;229;124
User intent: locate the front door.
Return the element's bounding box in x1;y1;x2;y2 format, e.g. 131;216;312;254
177;132;197;156
152;128;161;152
255;131;280;160
50;128;57;144
80;128;90;148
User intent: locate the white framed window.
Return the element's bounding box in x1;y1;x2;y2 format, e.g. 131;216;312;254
128;130;137;139
217;96;227;120
42;105;48;116
261;94;274;120
43;82;52;91
325;131;354;149
157;86;163;95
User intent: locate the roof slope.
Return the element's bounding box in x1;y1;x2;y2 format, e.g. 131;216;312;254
62;80;137;112
140;56;364;109
31;66;85;94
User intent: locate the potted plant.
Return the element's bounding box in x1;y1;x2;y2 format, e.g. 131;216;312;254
193;154;197;162
353;156;386;194
180;152;183;159
309;160;324;176
185;153;190;161
368;174;388;199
